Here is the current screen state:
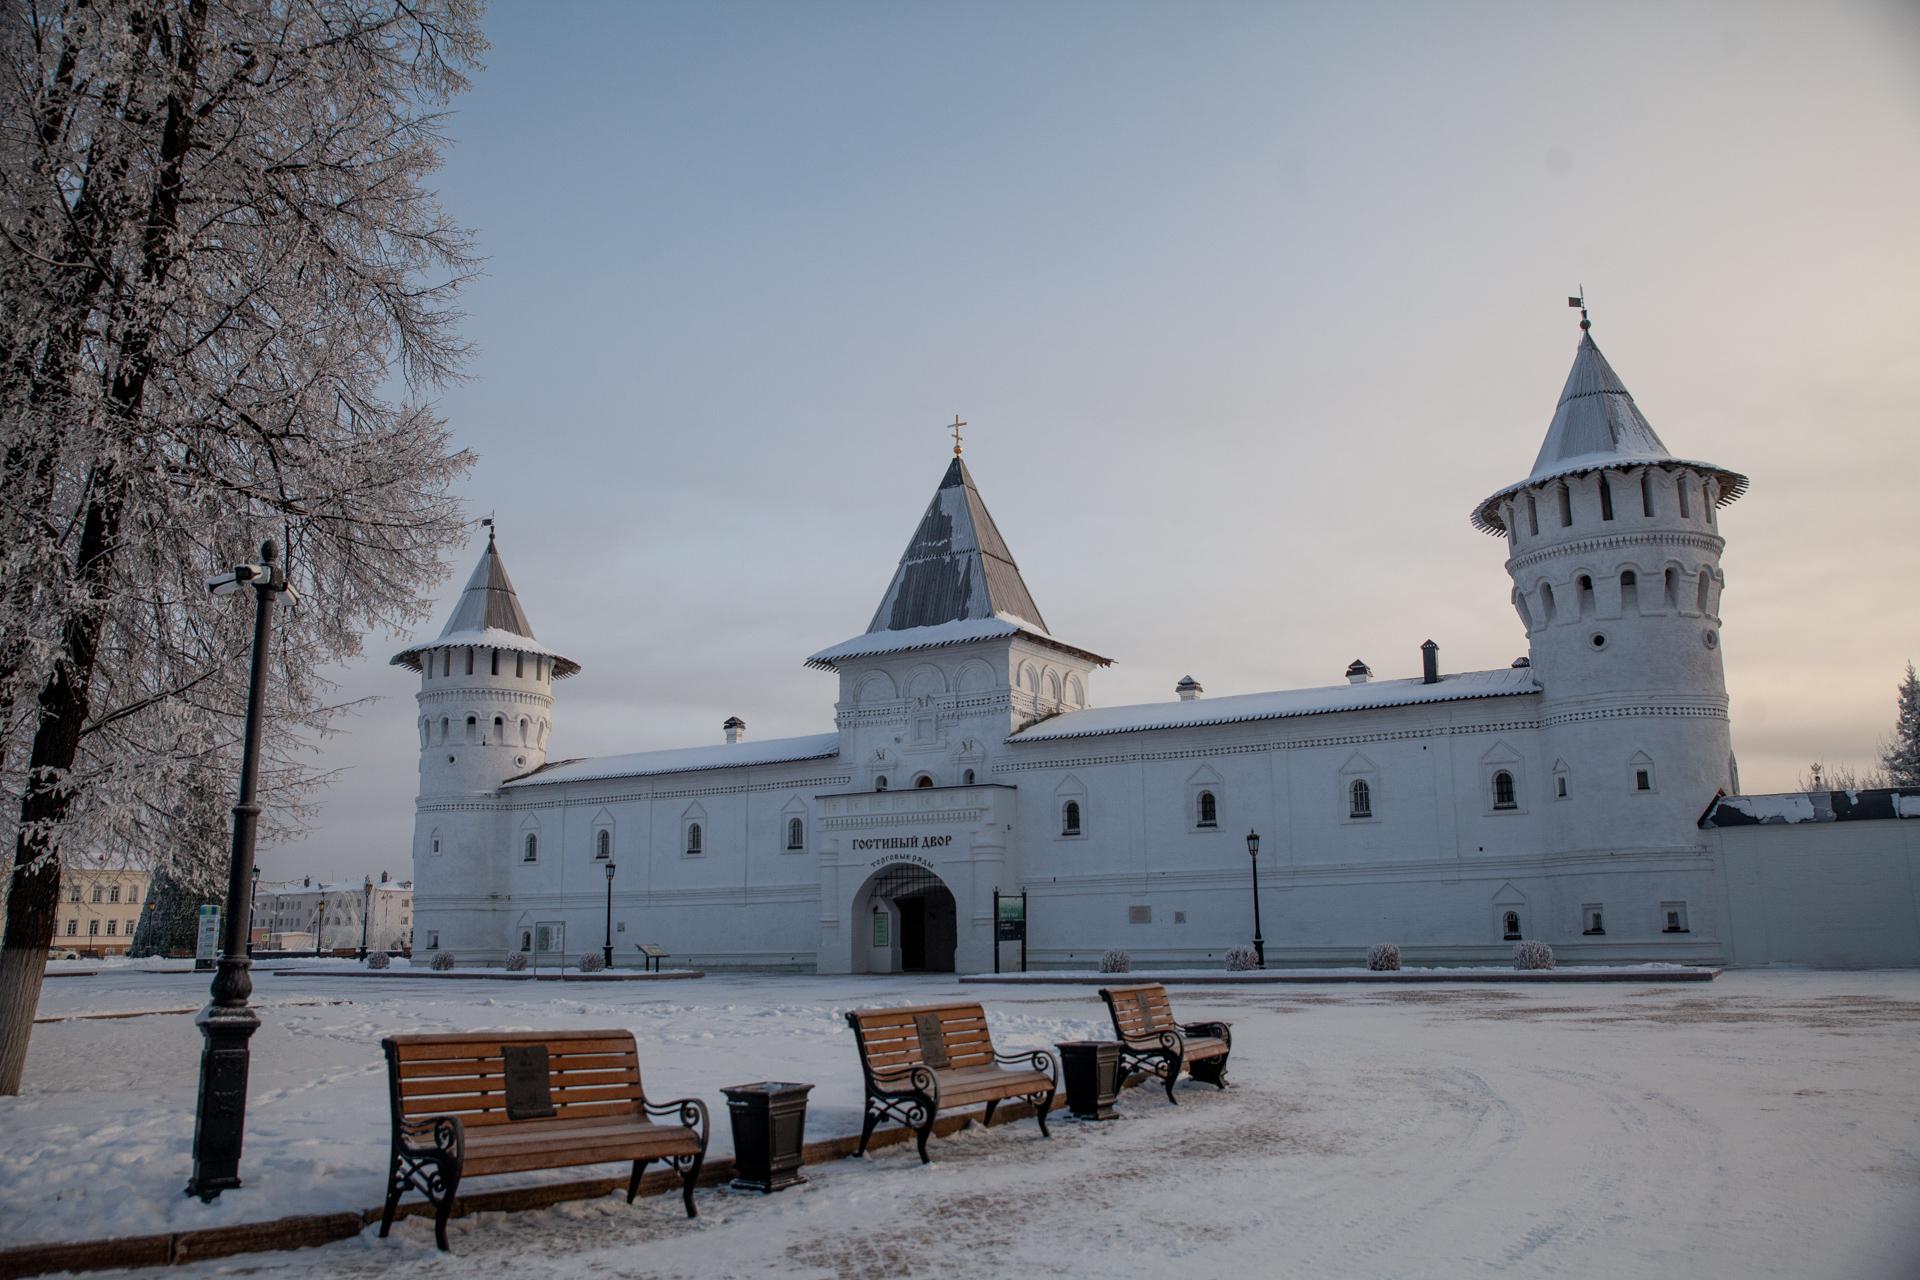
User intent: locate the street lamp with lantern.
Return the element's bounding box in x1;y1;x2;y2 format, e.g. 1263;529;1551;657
187;539;296;1202
1245;829;1266;969
358;874;373;959
602;861;617;969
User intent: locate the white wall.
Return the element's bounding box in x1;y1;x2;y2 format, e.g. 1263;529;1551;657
1713;819;1920;968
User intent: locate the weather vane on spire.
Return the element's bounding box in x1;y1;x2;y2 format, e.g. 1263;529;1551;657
481;513;495;545
1569;286;1590;332
948;414;967;457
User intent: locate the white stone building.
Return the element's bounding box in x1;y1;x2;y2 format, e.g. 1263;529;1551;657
397;322;1919;971
259;875;413;953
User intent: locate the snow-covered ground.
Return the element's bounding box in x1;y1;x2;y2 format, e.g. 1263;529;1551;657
5;968;1918;1278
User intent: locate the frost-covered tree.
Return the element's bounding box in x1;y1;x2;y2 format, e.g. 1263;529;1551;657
0;0;484;1094
1882;662;1920;788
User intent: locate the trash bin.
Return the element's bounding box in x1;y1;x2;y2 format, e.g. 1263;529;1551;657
722;1081;813;1192
1054;1040;1123;1120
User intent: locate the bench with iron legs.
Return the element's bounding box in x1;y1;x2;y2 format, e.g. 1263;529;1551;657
845;1000;1057;1163
1098;983;1232;1103
379;1029;708;1250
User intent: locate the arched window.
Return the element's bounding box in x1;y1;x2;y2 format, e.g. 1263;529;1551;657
1197;790;1218;828
523;833;538;862
915;775;934;789
1696;569;1712;614
521;930;532;952
1620;569;1639;612
1503;911;1521;940
874;776;888;793
465;715;477;743
787;817;805;850
1349;779;1372;819
596;829;611;860
1577;574;1594;618
1062;800;1082;836
1539;581;1556;623
1492;770;1517;810
963;769;976;785
686;823;703;856
1663;567;1679;609
439;716;449;743
492;715;504;741
108;884;121;903
520;717;530;746
515;652;525;679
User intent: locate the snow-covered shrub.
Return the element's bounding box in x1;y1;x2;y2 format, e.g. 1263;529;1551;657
578;952;606;973
504;951;529;972
365;951;391;970
1225;945;1259;972
1098;949;1131;974
1512;940;1555;970
428;950;457;971
1366;943;1401;972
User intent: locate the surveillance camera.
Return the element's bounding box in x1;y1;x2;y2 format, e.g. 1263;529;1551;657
206;570;243;596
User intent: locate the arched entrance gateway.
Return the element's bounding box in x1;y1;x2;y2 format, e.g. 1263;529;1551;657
854;862;958;973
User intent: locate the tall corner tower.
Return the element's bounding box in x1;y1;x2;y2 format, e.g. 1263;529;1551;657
390;530;579;957
1471;313;1747;853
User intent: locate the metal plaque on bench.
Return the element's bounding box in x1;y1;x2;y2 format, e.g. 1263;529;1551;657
912;1013;950;1068
1134;990;1159;1028
501;1044;556;1120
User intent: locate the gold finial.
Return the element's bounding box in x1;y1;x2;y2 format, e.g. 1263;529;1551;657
949;414;967;457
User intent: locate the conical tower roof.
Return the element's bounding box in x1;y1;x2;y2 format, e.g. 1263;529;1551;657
391;532;580;678
867;456;1048;634
1472;329;1747;534
806;455;1110;670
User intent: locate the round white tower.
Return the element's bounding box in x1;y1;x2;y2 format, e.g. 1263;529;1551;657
391;530;579;958
1472;315;1747;880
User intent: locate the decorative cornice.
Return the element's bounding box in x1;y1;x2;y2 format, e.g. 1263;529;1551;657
1506;529;1723;575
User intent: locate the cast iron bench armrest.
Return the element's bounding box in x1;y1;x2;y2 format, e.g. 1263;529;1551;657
642;1095;711;1147
993;1046;1058;1078
1181;1020;1232;1041
1119;1028;1184;1053
396;1114;464;1164
867;1062;939;1095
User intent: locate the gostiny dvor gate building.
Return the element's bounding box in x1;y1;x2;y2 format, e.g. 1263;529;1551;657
394;318;1810;974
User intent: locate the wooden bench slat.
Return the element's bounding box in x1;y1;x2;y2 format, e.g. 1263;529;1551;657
393;1035;638;1062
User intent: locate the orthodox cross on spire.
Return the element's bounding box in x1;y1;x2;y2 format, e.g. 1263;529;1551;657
948;414;967;457
1568;286;1590;332
481;514;495;545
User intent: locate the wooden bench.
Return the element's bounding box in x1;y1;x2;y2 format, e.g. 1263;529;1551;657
1098;983;1232;1103
379;1029;708;1250
845;1000;1057;1163
634;942;670;973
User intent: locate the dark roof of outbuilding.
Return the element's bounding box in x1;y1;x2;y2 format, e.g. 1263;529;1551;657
1699;789;1920;828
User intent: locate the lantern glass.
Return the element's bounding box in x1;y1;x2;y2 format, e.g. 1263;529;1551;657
1246;830;1260;857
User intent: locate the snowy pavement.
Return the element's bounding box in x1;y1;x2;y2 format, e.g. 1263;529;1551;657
4;967;1918;1278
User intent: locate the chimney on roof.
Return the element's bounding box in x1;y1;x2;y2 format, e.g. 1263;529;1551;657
303;875;311;888
1511;656;1531;669
723;715;747;745
1421;639;1440;685
1175;675;1202;702
1345;659;1372;685
380;869;390;883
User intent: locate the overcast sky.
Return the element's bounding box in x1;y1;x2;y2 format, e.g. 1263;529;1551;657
262;0;1920;883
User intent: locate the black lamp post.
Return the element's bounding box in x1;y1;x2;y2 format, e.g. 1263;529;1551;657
188;539;296;1202
357;875;372;959
246;865;259;957
602;861;617;968
1246;829;1266;970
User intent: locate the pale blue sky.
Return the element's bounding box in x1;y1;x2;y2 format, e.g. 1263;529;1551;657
266;0;1920;881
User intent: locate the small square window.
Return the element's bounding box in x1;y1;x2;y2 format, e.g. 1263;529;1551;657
1128;905;1152;925
1635;769;1651;791
1661;901;1689;933
1582;904;1604;935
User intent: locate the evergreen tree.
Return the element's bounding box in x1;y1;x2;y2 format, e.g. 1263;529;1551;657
1883;661;1920;788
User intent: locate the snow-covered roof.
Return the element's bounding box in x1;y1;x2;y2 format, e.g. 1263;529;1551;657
1009;666;1539;742
804;615;1112;670
1700;789;1920;828
1472;332;1748;534
504;732;842;788
391;534;580;677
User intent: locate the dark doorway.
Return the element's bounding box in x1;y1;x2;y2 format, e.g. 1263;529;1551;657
900;897;927;970
863;862;958;973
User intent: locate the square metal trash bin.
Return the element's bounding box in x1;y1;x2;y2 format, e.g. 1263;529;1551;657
723;1081;813;1192
1054;1040;1123;1120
